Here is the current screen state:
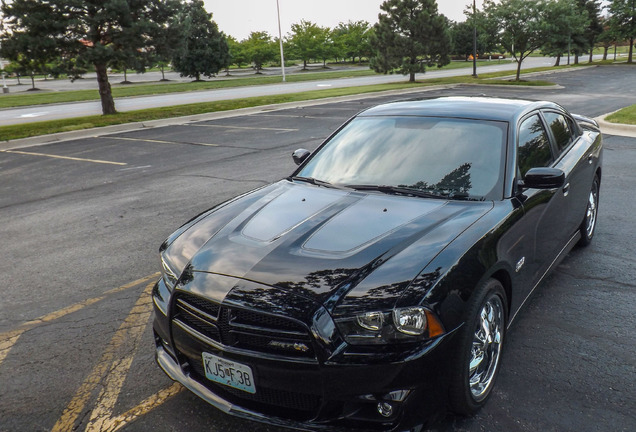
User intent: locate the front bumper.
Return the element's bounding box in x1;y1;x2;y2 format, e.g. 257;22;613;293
152;278;456;431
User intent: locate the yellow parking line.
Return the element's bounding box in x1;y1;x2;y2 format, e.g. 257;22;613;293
87;383;183;432
52;280;156;432
0;330;23;367
2;150;127;166
84;283;156;431
0;273;159;369
190;124;298;132
107;136;219;147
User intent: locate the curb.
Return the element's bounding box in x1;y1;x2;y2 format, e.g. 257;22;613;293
0;84;458;151
594;110;636;138
484;65;597;81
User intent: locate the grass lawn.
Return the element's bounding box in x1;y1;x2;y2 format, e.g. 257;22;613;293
0;69;556;142
605;105;636;125
0;59;506;110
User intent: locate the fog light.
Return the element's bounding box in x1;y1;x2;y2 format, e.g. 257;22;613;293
377;401;393;417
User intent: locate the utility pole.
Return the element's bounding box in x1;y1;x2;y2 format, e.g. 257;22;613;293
276;0;286;82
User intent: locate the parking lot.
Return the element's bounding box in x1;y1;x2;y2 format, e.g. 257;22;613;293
1;66;635;431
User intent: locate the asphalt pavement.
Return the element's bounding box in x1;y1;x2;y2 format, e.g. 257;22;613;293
0;65;635;432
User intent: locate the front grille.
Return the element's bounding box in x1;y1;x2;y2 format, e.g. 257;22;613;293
172;292;316;359
172;292;322;419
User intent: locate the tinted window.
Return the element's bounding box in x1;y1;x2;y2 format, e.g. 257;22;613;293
298;116;507;200
518;115;553;177
543;111;574;153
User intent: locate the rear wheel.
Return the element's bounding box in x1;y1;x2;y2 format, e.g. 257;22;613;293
449;279;507;415
578;175;599;247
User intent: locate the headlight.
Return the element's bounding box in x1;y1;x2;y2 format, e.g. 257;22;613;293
336;307;444;345
356;311;384;331
160;254;179;290
393;307;426;336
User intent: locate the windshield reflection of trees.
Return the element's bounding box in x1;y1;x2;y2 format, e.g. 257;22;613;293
399;162;473;196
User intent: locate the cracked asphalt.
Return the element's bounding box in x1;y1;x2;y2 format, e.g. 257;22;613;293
0;65;635;432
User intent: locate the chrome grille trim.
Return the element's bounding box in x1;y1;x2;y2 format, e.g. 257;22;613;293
171;292;319;362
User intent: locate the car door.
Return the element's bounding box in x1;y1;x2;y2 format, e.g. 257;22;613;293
515;113;572;290
541;110;594;237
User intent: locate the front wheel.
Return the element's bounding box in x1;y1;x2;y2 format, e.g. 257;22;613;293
449;279;507;415
577;175;600;247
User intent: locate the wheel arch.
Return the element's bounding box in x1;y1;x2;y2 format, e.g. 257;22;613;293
489;268;512;320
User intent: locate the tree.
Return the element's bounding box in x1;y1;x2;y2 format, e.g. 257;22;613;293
0;0;58;90
609;0;636;63
333;21;371;63
579;0;604;63
450;20;476;60
370;0;450;83
172;0;230;81
598;16;622;60
317;27;337;67
227;36;248;69
288;20;323;69
147;0;186;81
0;0;178;115
483;0;547;81
541;0;589;66
242;31;277;73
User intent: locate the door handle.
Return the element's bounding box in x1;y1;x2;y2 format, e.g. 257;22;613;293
563;182;570;197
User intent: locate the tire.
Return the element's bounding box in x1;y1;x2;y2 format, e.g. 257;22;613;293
577;175;600;247
448;279;507;416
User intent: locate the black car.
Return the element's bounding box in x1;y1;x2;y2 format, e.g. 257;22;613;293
152;97;602;431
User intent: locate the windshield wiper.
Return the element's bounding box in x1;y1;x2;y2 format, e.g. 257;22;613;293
345;184;443;199
443;192;485;201
289;176;336;188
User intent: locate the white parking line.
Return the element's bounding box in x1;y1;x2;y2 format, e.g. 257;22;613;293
189;124;298;132
107;136;219;147
1;150;127;166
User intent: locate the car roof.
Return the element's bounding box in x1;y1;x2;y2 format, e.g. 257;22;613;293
358;96;562;122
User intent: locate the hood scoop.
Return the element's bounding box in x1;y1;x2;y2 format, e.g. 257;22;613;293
241;185;346;242
303;195;445;254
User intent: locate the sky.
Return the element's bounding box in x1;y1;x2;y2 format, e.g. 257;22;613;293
203;0;481;41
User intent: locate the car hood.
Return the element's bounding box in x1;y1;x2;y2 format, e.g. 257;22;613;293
165;180;493;311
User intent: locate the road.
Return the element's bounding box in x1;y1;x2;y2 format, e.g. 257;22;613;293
0;65;635;432
0;57;559;127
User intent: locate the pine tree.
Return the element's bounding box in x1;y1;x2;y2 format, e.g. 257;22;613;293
609;0;636;63
370;0;450;83
172;0;230;81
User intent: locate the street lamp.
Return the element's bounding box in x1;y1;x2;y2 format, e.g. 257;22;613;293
472;0;478;78
276;0;286;82
0;57;8;93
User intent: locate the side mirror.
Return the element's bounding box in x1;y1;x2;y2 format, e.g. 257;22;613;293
292;149;311;166
521;167;566;189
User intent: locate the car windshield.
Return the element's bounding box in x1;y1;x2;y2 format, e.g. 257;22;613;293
297;116;507;200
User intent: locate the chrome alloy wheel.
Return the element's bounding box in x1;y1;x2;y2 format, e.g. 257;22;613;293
585;187;598;239
469;294;504;402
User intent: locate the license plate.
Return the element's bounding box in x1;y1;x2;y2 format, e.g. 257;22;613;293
202;352;256;394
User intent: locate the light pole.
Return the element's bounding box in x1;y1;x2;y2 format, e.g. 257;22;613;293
276;0;286;82
472;0;478;78
0;57;8;93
